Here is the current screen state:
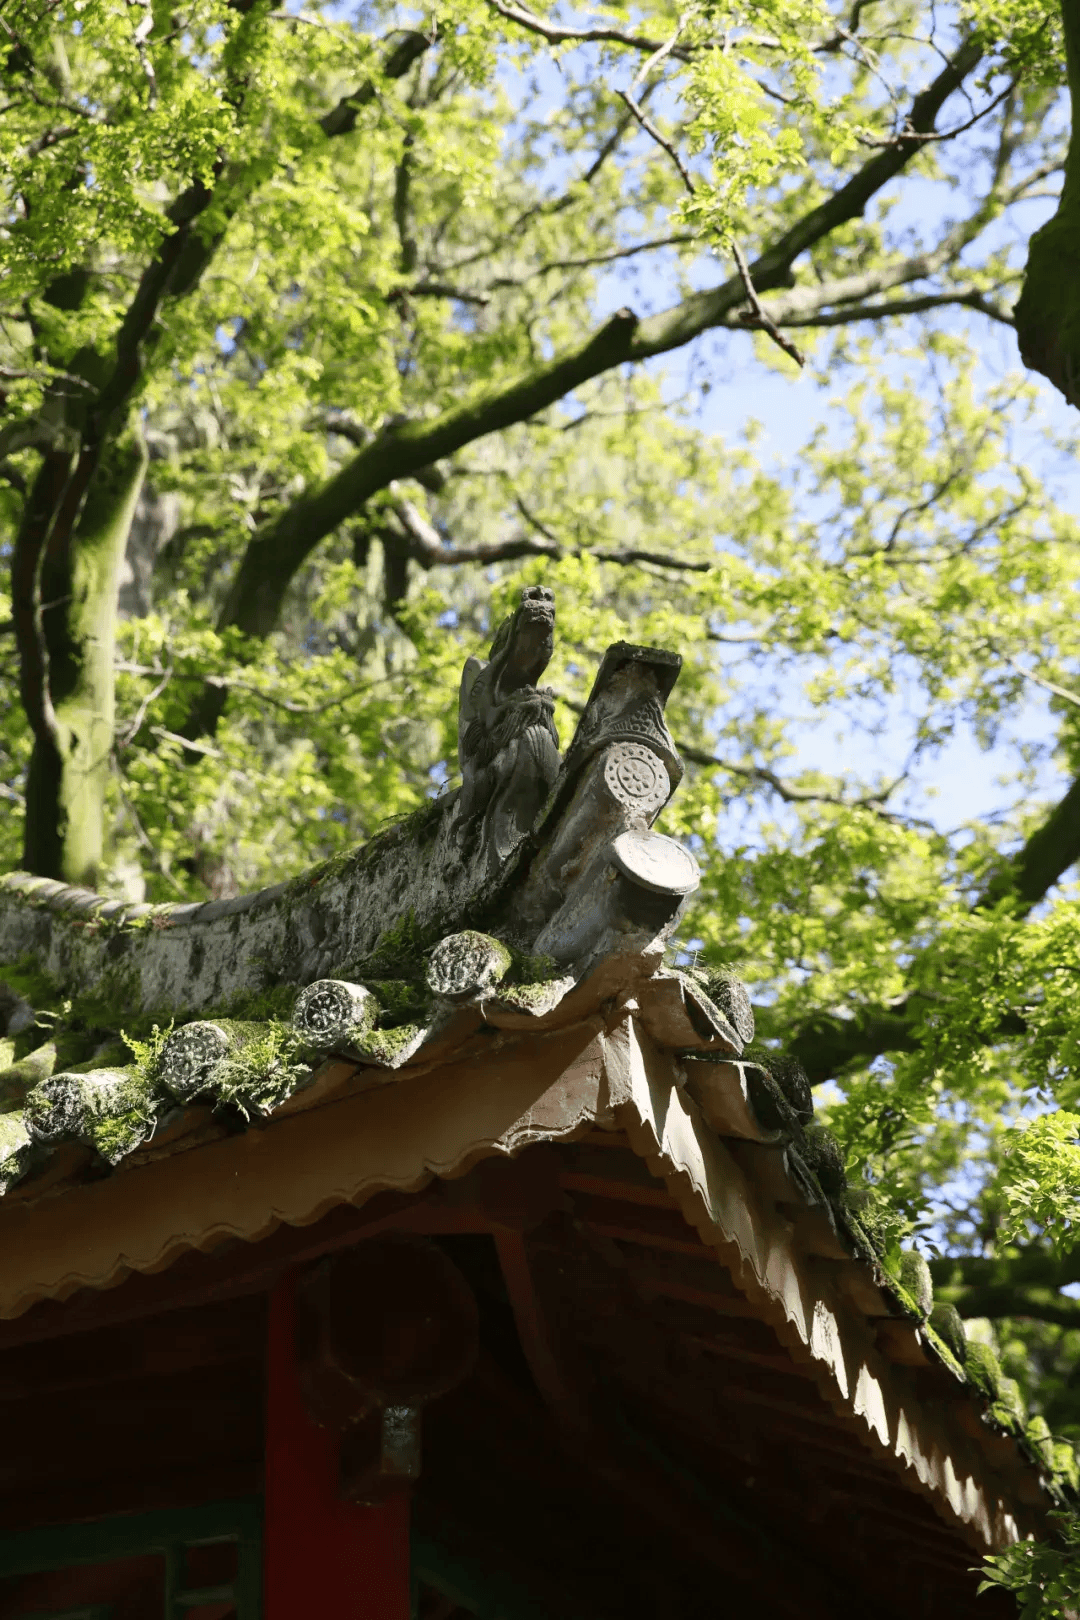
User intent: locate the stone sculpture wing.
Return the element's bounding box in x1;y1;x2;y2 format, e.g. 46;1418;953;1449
458;653;486;762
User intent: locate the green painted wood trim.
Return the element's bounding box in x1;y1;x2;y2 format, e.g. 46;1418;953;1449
0;1498;261;1577
0;1498;262;1620
12;1609;112;1620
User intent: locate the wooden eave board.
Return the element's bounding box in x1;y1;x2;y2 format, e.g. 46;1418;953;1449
0;1002;1048;1554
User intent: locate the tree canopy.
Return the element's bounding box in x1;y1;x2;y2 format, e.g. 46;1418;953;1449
5;0;1080;1598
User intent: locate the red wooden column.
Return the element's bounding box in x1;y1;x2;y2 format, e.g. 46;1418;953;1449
264;1273;410;1620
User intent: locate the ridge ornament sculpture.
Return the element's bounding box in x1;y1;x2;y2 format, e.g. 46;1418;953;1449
455;584;560;864
0;594;716;1044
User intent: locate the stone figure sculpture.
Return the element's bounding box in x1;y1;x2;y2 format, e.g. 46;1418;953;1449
455;585;561;863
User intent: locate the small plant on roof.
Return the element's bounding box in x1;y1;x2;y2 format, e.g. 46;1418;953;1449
211;1021;311;1119
979;1510;1080;1617
121;1021;176;1086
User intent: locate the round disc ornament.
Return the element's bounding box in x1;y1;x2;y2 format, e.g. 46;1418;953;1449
158;1021;231;1101
294;979;375;1048
611;830;700;896
603;742;670;817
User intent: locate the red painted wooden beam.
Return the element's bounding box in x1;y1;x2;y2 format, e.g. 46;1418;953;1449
264;1273;410;1620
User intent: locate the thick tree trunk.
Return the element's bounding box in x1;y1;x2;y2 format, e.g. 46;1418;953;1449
23;434;148;886
1014;0;1080;403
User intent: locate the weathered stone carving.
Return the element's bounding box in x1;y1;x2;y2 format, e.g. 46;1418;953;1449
456;585;561;864
158;1021;233;1101
517;640;697;972
0;612;702;1086
425;931;511;1000
23;1068;150;1163
293;980;376;1050
562;642;682;790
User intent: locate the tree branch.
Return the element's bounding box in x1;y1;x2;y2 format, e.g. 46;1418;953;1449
718;161;1032;335
486;232;696;289
858;79;1016;148
406;281;491;306
727;288;1015;329
732;241;806;366
183;38;984;738
319;30;434;137
616;88;697;195
486;0;693;62
786;1008;925;1083
931;1249;1080;1328
978;772;1080;914
678;734;907;812
389;494;714;573
1001;655;1080;711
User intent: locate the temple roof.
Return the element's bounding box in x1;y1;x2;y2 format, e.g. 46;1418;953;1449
0;593;1071;1561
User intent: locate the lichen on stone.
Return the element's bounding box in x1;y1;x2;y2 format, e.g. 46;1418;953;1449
922;1323;967;1381
834;1205;885;1265
0;1148;29;1193
692;967;756;1045
742;1044;813;1128
1024;1414;1057;1474
152;1019;259;1102
89;1098;158;1165
1053;1440;1080;1496
0;1111;30;1162
0;1041;62;1110
742;1062;798;1136
490;975;576;1015
293;979;375;1051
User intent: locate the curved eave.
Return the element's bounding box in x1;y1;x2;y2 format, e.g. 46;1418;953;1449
0;999;1051;1557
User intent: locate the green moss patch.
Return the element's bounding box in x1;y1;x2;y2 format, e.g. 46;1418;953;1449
929;1303;967;1364
352;1022;426;1067
989;1376;1027;1435
354;911;439;982
964;1340;1004;1402
923;1323;966;1381
368;979;430;1025
208;1021;311;1118
0;1112;29;1160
